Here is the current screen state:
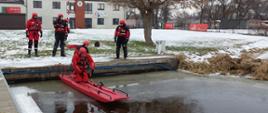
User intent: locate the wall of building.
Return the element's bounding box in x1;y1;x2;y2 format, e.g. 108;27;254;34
25;0;125;29
0;2;26;29
90;2;125;29
26;0;68;29
0;3;26;13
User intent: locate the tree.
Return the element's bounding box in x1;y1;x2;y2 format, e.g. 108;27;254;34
194;0;209;23
108;0;189;45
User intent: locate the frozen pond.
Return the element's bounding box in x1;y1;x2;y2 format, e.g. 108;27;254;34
10;71;268;113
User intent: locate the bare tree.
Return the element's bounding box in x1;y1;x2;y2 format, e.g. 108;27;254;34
193;0;209;23
108;0;189;44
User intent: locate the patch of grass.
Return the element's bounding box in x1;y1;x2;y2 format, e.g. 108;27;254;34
1;39;156;59
89;40;156;55
167;46;218;56
89;48;114;54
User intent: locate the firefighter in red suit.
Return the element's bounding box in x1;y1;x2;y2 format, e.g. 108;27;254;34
52;14;68;57
114;19;130;59
26;13;42;57
70;41;95;82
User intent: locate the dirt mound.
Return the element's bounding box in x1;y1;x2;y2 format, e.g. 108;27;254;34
208;54;237;74
177;54;211;74
254;62;268;80
176;53;268;80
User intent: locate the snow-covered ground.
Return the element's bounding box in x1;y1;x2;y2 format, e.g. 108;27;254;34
208;29;251;35
11;87;42;113
1;29;268;68
208;29;268;36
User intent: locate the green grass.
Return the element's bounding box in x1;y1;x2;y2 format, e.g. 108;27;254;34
89;40;156;55
1;39;219;59
166;46;218;56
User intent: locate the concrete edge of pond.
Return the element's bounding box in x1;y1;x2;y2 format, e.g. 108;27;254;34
0;70;19;113
1;55;179;83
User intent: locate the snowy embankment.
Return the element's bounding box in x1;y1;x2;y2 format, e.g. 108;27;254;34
11;87;42;113
1;29;268;68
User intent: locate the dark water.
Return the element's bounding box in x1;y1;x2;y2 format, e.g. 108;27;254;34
11;71;268;113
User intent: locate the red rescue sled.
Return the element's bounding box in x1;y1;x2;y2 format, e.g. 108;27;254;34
59;74;128;103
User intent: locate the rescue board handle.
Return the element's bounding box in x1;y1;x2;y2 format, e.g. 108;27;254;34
97;90;112;100
113;89;128;97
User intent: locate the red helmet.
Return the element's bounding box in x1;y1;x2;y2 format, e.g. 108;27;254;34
119;19;126;25
32;13;38;19
83;40;90;46
79;47;87;55
64;18;69;22
58;14;63;18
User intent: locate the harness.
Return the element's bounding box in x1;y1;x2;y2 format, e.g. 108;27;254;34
55;20;66;32
29;21;40;31
77;55;90;70
118;26;127;37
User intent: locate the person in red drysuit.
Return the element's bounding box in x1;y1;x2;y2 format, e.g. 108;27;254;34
67;40;90;54
114;19;130;59
26;13;42;57
52;14;69;57
71;44;95;82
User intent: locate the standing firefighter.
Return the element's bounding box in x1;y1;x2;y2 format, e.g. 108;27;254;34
71;47;95;82
52;14;68;57
114;19;130;59
26;13;42;57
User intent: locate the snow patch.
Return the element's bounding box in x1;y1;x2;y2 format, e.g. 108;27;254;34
1;29;268;67
11;87;42;113
258;52;268;59
0;56;112;68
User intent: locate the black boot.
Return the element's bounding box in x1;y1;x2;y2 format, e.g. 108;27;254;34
28;50;31;57
34;49;39;57
123;47;128;59
116;47;120;59
28;40;33;58
60;47;66;57
52;50;56;57
34;41;39;57
61;53;66;57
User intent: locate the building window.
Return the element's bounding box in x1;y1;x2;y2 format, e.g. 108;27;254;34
97;18;104;25
85;3;92;14
113;18;119;25
53;2;61;9
67;2;75;13
33;1;42;8
69;18;75;29
85;18;92;28
97;3;105;10
113;4;120;11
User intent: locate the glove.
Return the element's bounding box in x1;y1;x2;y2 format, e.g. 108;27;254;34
64;33;68;41
114;36;117;43
26;31;29;38
125;38;129;43
91;70;94;75
40;31;43;37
